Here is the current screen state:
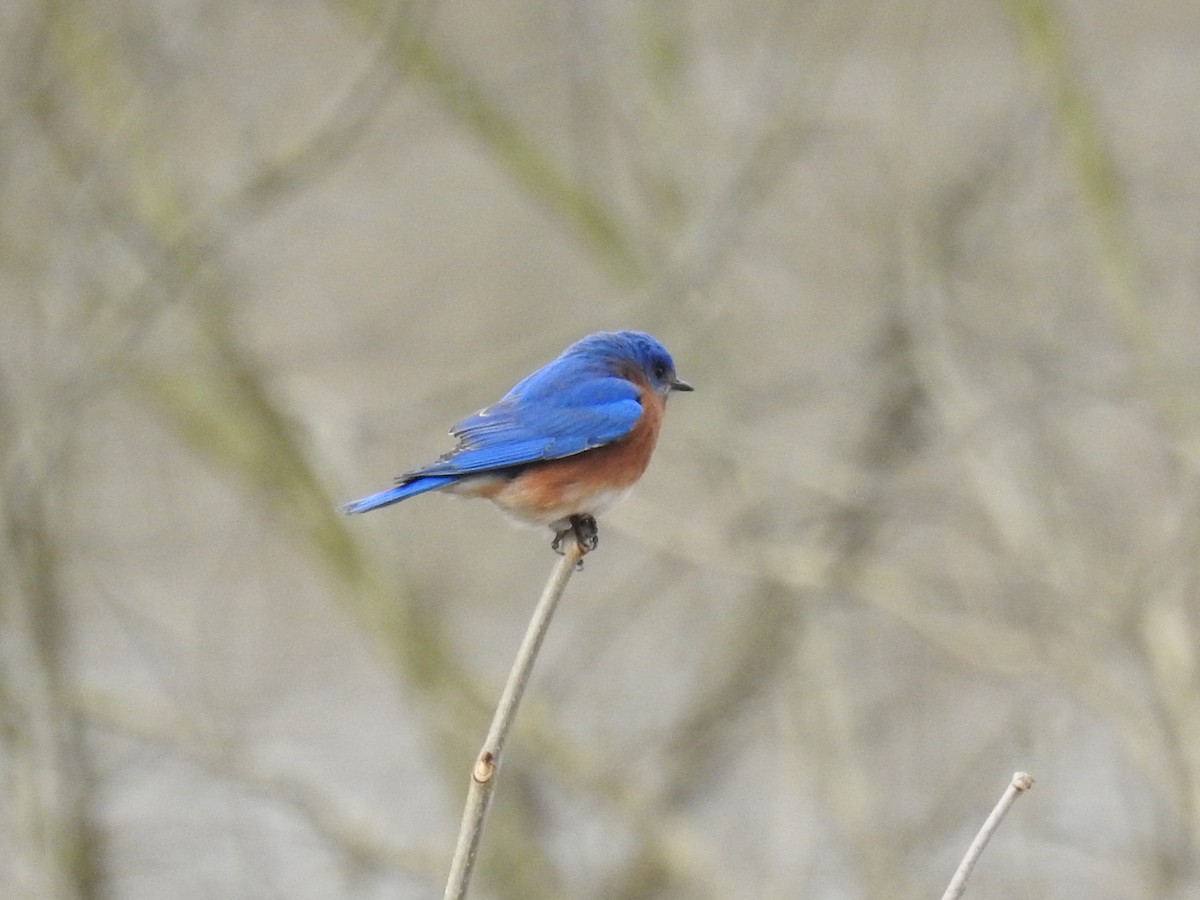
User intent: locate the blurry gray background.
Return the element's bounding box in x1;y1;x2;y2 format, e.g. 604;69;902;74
3;0;1199;898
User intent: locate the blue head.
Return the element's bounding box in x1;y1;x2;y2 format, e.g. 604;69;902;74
566;331;693;399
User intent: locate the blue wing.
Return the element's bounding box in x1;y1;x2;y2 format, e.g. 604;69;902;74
341;356;644;515
405;374;644;478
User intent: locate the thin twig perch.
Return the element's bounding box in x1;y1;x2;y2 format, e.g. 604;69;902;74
443;541;585;900
941;771;1034;900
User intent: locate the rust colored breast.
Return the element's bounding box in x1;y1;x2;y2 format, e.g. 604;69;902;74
490;377;666;525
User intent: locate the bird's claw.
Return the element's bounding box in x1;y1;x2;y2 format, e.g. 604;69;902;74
552;515;599;569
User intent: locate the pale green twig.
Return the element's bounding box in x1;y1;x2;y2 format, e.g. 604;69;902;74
443;542;585;900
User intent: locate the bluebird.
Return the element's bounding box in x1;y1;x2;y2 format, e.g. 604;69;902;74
342;331;692;555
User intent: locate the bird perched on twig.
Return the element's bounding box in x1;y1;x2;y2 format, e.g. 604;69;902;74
342;331;692;556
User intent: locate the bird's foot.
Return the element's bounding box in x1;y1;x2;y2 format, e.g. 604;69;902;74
551;515;599;569
571;514;599;553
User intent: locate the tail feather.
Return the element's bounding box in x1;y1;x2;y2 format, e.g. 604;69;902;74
340;475;458;515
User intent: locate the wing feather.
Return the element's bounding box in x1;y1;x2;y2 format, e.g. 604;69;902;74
403;376;643;478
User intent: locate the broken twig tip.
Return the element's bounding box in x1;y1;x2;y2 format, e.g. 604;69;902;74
472;752;496;784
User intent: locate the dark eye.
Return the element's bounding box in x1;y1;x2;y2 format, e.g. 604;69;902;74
653;362;668;380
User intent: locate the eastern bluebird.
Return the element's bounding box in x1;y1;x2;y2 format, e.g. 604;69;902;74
342;331;692;554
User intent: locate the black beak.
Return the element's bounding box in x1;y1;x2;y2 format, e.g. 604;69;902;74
671;377;694;392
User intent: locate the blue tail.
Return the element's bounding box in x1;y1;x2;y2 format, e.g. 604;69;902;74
340;475;459;515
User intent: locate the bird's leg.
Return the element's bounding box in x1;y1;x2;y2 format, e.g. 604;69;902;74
551;514;599;567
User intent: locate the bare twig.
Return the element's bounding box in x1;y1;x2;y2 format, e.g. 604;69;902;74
941;772;1034;900
443;541;585;900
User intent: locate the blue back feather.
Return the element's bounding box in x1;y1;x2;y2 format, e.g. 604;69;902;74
406;376;643;477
